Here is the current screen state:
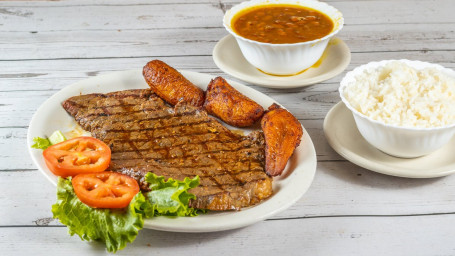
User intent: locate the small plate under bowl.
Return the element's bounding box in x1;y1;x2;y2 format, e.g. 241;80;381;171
323;102;455;178
213;35;351;89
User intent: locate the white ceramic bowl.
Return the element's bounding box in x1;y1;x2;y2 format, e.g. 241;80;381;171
339;59;455;158
223;0;344;75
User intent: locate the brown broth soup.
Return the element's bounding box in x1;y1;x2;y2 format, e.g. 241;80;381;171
232;4;334;44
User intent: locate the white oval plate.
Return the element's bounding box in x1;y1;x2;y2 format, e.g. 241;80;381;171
27;69;317;232
213;35;351;89
324;102;455;178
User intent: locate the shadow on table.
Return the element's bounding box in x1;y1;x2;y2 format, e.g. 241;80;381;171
319;159;445;189
111;226;246;253
79;226;245;254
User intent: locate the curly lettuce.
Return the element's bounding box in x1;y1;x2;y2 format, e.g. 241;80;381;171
31;137;51;149
52;174;202;252
51;177;145;253
143;173;201;217
31;130;67;149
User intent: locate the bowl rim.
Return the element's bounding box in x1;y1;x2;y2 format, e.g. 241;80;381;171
223;0;344;47
339;59;455;131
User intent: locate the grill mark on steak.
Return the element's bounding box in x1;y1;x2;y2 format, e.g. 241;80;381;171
80;107;173;119
118;97;145;159
104;120;212;133
109;145;260;158
109;139;251;153
110;159;264;173
62;89;272;211
110;149;263;162
101;131;223;141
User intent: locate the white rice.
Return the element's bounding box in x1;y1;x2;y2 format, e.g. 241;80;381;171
343;61;455;128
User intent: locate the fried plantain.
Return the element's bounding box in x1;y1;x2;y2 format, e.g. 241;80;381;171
203;77;264;127
261;103;303;176
143;60;205;107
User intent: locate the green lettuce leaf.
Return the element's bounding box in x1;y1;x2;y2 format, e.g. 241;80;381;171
51;174;203;252
144;173;201;217
51;177;145;253
31;137;51;149
31;130;67;150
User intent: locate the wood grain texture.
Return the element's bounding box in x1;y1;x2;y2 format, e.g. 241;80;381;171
0;3;224;32
1;214;455;255
1;24;454;60
3;160;455;226
2;0;455;255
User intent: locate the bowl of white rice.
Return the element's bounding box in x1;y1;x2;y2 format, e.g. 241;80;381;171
339;59;455;158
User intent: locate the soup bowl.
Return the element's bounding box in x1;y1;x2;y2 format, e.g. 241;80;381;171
223;0;344;75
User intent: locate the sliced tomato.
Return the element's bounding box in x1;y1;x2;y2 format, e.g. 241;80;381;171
72;172;140;209
43;136;111;178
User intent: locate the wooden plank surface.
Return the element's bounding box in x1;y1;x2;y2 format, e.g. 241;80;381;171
2;214;455;256
1;0;455;255
2;163;455;227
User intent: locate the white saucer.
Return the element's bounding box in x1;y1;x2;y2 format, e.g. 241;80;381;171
323;102;455;178
212;35;351;89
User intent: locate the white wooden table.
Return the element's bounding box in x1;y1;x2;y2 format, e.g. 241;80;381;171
2;0;455;255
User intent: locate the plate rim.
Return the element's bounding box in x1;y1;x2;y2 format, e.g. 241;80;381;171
212;34;351;89
27;69;317;232
323;102;455;178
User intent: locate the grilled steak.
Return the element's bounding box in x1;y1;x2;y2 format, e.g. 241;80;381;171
62;89;273;210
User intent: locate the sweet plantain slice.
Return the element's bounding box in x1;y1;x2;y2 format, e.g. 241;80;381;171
261;103;303;176
204;77;264;127
143;60;205;107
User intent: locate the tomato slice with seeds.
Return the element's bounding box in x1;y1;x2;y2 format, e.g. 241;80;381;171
72;172;140;209
43;136;111;178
